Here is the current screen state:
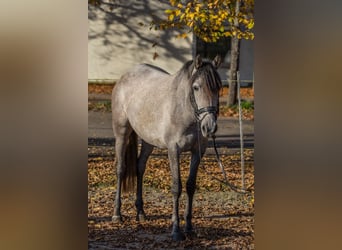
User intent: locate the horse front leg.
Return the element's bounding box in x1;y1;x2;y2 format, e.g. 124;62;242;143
184;150;201;234
168;147;185;241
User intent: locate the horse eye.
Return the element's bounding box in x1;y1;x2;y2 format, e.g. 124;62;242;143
193;85;199;91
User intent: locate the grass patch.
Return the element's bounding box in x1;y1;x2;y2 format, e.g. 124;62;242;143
241;100;254;110
232;100;254;110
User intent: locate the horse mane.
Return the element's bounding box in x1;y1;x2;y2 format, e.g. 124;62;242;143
143;63;170;75
174;58;222;92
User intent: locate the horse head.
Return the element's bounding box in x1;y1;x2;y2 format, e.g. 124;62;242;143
189;55;222;137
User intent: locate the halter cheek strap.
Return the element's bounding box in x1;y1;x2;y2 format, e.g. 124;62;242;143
190;90;218;121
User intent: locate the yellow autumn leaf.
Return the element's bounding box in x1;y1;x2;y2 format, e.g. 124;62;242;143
188;12;195;19
168;14;174;21
224;31;231;36
177;33;187;39
247;19;254;29
187;20;194;27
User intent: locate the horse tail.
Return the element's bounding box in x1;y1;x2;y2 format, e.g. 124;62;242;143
122;130;138;193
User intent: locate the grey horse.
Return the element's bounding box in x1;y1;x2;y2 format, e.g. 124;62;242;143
111;55;222;241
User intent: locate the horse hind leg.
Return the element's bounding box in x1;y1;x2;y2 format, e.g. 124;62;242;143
135;140;154;221
112;119;133;223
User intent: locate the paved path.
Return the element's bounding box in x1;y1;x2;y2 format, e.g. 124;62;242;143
88;111;254;149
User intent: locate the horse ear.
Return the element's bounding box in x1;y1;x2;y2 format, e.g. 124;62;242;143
212;55;222;69
195;54;202;69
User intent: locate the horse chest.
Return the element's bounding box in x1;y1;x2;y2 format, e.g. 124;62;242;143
176;133;197;151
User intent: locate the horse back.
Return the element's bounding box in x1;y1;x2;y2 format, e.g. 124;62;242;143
111;64;174;146
114;64;170;92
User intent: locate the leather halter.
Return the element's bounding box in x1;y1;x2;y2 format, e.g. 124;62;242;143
189;88;218;122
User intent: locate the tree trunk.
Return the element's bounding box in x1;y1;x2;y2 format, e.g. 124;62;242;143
227;37;240;106
227;0;241;107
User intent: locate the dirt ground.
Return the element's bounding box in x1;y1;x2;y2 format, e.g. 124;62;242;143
88;146;254;249
88;84;255;249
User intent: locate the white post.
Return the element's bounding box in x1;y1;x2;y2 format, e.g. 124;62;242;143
237;71;245;189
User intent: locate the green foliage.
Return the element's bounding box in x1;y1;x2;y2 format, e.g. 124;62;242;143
234;100;254;110
241;100;254;110
153;0;254;42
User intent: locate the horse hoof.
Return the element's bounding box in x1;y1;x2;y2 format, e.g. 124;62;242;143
184;225;193;234
112;215;123;223
136;213;146;222
185;230;197;238
172;232;186;241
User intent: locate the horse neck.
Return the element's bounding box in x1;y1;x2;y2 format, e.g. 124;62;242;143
172;77;197;124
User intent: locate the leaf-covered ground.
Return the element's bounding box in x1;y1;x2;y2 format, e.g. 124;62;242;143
88;146;254;249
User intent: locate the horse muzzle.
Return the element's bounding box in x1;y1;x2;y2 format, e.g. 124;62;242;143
200;114;217;137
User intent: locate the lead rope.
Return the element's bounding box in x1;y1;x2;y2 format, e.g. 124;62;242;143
211;134;253;194
197;121;253;194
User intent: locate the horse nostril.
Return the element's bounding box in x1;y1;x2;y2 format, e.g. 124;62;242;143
201;124;207;134
207;124;217;136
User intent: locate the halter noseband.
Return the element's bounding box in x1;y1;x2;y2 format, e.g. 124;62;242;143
189;88;218;122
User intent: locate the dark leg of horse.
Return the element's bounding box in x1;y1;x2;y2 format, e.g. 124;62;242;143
168;147;185;241
135;140;154;221
112;128;131;223
184;151;201;234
